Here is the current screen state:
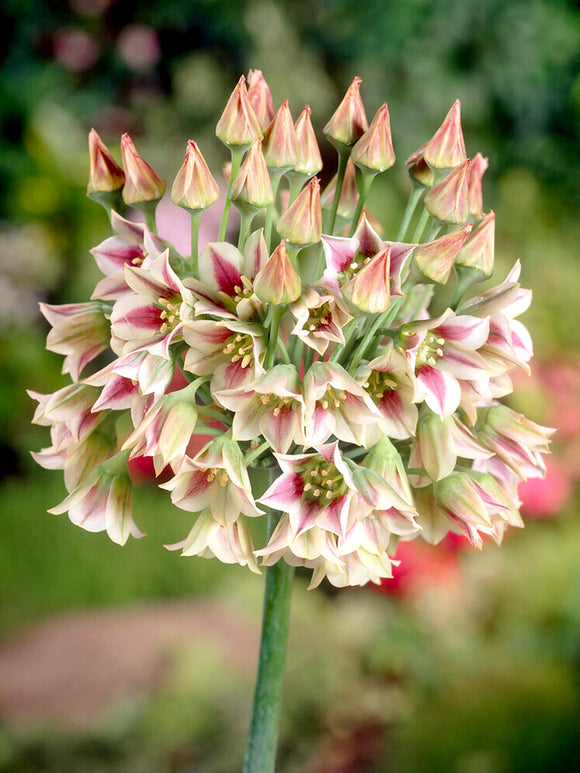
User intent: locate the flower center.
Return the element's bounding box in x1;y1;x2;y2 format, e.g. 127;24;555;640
222;332;255;369
306;301;332;332
363;370;398;400
131;249;148;267
342;252;372;281
318;386;347;410
416;332;445;367
301;457;348;504
205;467;229;486
258;393;299;416
232;276;254;305
158;296;181;334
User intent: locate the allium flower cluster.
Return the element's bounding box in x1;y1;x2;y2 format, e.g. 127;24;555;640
31;74;553;588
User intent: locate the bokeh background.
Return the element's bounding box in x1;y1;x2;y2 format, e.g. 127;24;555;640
2;0;580;771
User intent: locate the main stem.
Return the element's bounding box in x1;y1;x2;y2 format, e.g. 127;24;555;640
243;512;294;773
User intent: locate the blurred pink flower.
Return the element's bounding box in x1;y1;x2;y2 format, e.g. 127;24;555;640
519;458;572;518
53;29;99;72
117;24;161;73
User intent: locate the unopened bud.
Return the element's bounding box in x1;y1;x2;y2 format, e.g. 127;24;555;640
424;159;470;224
456;211;495;277
413;223;473;284
216;75;262;149
254;241;302;304
230;138;274;211
87;128;125;196
342;244;392;313
404;144;435;188
247;69;275;130
423;99;466;170
262;100;299;172
321;158;358;221
351;102;395;174
276;176;322;245
120;133;166;206
171;140;220;212
323;76;368;149
292;105;323;178
467;152;488;219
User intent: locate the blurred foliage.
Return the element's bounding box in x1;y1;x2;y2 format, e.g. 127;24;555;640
1;1;579;771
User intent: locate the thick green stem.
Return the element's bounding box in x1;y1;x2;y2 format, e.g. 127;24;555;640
264;173;283;250
190;211;202;279
218;148;244;241
238;210;256;251
411;207;431;243
243;512;294;773
396;185;423;242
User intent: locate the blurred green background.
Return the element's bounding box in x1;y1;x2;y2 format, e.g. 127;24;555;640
1;0;580;771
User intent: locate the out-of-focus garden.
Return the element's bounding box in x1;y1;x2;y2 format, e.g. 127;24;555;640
1;0;580;770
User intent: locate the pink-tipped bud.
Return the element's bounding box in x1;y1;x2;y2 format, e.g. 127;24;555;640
323;76;368;148
247;69;275;130
230;138;274;210
342;244;392;313
423;100;466;170
351;102;395;173
171;140;220;212
467;152;489;218
254;240;302;305
321;158;359;221
404;144;435;188
413;223;473;284
120;133;166;206
87;128;125;195
293;105;323;178
456;211;495;277
276;176;322;245
424;159;471;224
262;100;299;172
216;75;263;148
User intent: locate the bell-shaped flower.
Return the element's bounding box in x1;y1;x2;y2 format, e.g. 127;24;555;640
357;343;418;441
29;382;101;438
120;133;166;206
408;411;492;483
49;450;143;545
413;223;473;284
40;301;111;381
230;138;274;212
289;286;352;355
400;308;491;417
423;159;470;224
122;380;201;470
90;211;166;301
342;244;392;313
262;100;299;173
455;211;495;278
467;152;488;218
110;249;195;360
183;317;266;393
168;509;259;572
433;471;513;548
82;360;139;412
323;76;368;149
478;404;554;479
161;436;263;525
321;213;415;297
292;105;323;179
109;350;176;400
190;230;268;320
351;102;395;174
422;99;466;170
215;75;263;148
303;361;384;446
214;364;305;453
276;176;322;246
247;69;275;130
87;128;125;196
320;157;359;223
171;140;220;212
253;241;302;304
